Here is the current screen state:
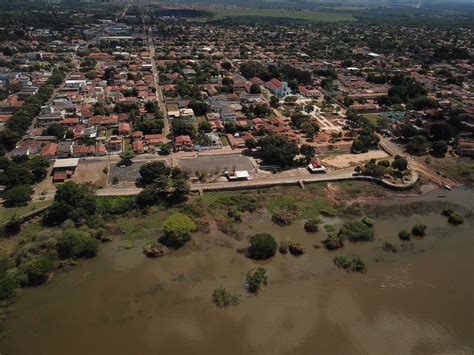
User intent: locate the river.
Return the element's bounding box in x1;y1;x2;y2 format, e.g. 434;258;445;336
0;188;473;354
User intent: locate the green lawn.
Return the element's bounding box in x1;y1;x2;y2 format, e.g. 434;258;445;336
219;135;230;146
0;200;52;224
193;9;355;23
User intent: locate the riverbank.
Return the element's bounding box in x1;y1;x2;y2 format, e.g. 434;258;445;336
0;181;472;354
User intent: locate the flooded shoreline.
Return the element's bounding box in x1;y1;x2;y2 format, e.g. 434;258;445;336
0;188;473;354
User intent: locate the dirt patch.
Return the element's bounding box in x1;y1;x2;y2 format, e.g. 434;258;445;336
72;160;108;187
322;150;389;169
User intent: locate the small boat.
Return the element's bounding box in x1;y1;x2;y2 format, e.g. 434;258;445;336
443;184;451;191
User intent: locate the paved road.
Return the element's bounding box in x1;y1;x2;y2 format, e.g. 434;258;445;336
96;166;355;197
147;29;170;138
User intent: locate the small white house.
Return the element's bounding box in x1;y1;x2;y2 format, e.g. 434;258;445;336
225;170;249;181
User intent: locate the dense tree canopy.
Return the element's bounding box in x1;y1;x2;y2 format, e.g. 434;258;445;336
258;135;299;167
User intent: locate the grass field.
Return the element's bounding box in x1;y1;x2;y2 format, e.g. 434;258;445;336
196;9;355;23
0;200;52;224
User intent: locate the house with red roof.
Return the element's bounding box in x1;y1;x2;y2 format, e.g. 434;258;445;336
132;140;145;154
174;135;193;152
41;142;58;159
226;133;246;149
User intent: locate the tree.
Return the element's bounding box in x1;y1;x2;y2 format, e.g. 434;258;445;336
28;155;50;182
45;123;65;140
198;121;212;133
145;101;159;113
300;144;315;159
270;96;279;108
431;141;448;157
245;138;257;151
221;61;232;71
119;150;135;165
249;83;261;94
253;103;271;117
43;181;97;226
2;185;33;207
430;121;453;142
222;77;234;87
19;254;57;286
258;135;299;167
161;213;196;248
139;161;171;185
57;229;99;259
407;135;429;155
291;112;308;129
247;233;277;260
392;156;408;171
188;100;208;116
172;119;196;137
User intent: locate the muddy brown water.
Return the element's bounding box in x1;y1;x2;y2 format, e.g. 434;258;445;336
0;188;473;354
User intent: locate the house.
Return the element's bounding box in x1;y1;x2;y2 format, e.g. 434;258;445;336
41;142;58;159
144;134;166;145
455;139;474;157
132;140;145;154
52;158;79;182
299;86;321;98
107;136;122;151
265;79;292;97
225;170;249;181
56;141;73;158
174;135;193;152
204;132;223;149
118;123;130;135
226;133;246;149
168;108;195;120
307;157;326;173
132;131;143;140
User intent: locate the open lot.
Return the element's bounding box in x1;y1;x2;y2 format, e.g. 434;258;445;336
72;160;108;187
322;150;389;169
178;154;255;177
110;161;147;183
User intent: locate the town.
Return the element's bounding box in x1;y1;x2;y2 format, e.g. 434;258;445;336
0;2;473;206
0;1;474;354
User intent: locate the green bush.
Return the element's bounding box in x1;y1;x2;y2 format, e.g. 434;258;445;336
448;213;464;225
160;212;197;248
442;208;453;217
333;255;352;269
411;223;427;237
57;229;99;259
351;255;368;273
271;205;299;226
333;254;367;273
0;274;19;301
399;229;411;241
212;287;240;307
247;233;277;260
2;185;33;207
304;217;322;232
20;254;57;286
227;207;242;222
279;240;290;254
246;267;268;293
339;218;375;242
